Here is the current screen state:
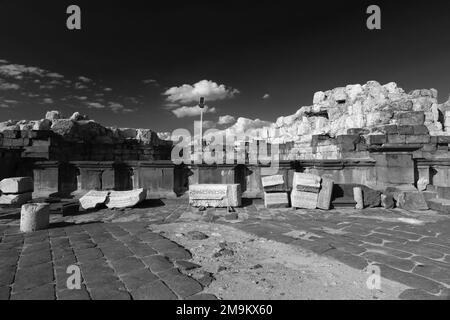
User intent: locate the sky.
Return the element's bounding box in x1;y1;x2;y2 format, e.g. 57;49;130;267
1;0;450;134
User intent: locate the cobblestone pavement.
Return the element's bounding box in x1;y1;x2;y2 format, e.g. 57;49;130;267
1;199;450;300
0;219;215;300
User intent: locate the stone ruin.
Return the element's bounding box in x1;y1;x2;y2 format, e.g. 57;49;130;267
1;81;450;214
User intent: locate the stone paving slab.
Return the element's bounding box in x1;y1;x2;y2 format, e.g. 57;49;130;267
0;220;213;300
2;199;450;299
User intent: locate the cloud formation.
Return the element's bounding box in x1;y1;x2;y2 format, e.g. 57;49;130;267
218;115;236;125
164;80;239;105
171;105;216;118
262;93;270;99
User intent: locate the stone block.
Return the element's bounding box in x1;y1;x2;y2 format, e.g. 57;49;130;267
20;203;50;233
105;188;146;209
405;135;430;144
362;187;381;208
353;187;363;209
261;175;284;187
263;192;289;208
367;135;386;145
189;184;241;207
0;177;34;194
79;190;109;210
413;125;429;135
387;134;406;144
317;177;333;210
396;111;425;126
292;172;321;189
0;192;32;206
397;125;414;135
397;191;428;211
381;194;394;209
291;190;318;209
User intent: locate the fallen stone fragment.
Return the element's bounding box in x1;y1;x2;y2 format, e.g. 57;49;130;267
175;260;201;271
397;191;428;210
317;177;334;210
20;203;50;233
186;231;209;240
381;194;395;209
353;187;364;209
362;187;381;208
291;190;318;209
293;172;321;189
225;212;239;220
105;188;146;209
0;177;34;194
261;175;284;188
0;192;32;206
79;190;109;210
296;185;320;193
264;192;289;208
189;184;241;208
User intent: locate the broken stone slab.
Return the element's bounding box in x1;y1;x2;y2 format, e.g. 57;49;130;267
317;177;334;210
20;203;50;233
186;231;209;240
293;172;321;189
362;187;381;208
417;177;429;192
264;192;289;208
291;190;318;209
79;190;109;210
397;191;429;211
189;184;241;208
353;187;364;209
0;177;34;194
0;192;32;206
105;188;146;209
261;175;284;187
381;194;395;209
385;185;418;202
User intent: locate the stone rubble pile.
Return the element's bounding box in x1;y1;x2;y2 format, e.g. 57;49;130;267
0;111;172;161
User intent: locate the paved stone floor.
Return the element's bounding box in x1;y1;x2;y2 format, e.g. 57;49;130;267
1;199;450;300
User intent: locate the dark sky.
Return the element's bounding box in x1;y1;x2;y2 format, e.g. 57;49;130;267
0;0;450;132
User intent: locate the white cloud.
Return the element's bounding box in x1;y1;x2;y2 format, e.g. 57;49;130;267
104;88;112;92
78;76;92;83
171;105;216;118
203;120;217;129
0;103;10;108
224;117;272;136
86;102;105;109
0;64;47;79
263;93;270;99
0;59;8;64
218;115;236;125
0;81;20;90
143;79;158;86
47;72;64;79
75;82;88;90
43;98;54;104
164;80;239;105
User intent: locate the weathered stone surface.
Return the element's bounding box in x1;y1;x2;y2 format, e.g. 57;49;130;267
398;192;428;210
79;190;109;210
296;185;320;193
293;173;321;189
381;194;395;209
317;178;333;210
189;184;241;207
417;177;429;192
362;187;381;208
105;189;146;209
291;190;318;209
0;192;32;206
45;110;63;121
264;192;289;208
20;203;50;233
0;177;34;194
261;175;284;187
353;187;363;209
395;111;425;126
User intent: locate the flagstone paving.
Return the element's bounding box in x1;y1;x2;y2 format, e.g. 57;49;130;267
1;199;450;300
0;220;214;300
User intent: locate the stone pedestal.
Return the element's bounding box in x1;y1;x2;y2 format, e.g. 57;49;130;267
134;161;177;199
20;203;50;233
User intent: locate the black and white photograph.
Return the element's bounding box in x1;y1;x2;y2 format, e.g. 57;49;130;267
0;0;449;306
